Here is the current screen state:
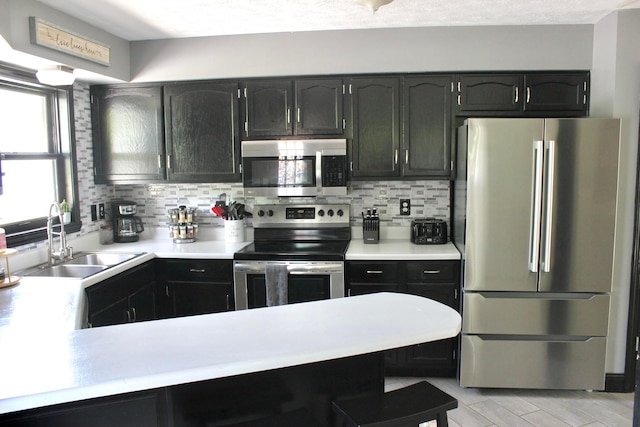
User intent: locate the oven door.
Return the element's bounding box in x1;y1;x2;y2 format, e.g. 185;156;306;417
233;261;344;310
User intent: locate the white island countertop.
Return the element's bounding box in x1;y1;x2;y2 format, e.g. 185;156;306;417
0;292;461;415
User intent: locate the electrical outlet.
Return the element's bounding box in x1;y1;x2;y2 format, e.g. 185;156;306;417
400;199;411;216
98;203;105;219
90;204;98;222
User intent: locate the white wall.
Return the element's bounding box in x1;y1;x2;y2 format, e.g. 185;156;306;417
592;9;640;374
130;25;593;82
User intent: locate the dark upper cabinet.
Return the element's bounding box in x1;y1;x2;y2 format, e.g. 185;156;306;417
244;80;293;137
91;86;165;183
402;76;453;177
243;78;344;138
164;82;240;182
523;73;588;112
456;74;523;113
455;72;589;116
295;78;344;135
350;77;401;178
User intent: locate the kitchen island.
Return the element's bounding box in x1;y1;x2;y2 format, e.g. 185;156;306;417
0;292;460;426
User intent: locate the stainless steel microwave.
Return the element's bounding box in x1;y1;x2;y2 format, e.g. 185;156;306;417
241;139;348;197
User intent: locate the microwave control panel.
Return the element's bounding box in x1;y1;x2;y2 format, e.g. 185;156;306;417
322;155;347;187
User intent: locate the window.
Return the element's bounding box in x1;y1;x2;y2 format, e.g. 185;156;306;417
0;68;80;247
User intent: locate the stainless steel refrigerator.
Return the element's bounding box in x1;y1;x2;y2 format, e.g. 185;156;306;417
454;118;620;390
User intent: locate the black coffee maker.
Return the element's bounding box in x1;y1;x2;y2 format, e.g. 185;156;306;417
112;201;144;243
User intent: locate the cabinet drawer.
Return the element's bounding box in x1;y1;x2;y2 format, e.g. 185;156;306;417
460;335;606;390
405;261;457;282
157;259;232;282
348;262;398;283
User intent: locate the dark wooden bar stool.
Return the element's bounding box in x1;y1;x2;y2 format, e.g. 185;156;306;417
332;381;458;427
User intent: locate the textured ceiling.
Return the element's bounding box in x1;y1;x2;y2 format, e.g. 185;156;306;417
37;0;640;41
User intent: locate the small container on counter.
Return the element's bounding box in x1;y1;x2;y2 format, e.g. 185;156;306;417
168;206;198;244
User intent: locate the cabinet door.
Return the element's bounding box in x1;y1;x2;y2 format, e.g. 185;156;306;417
350;78;401;178
164;83;241;182
91;86;165;183
402;76;453;177
128;282;157;323
244;80;293;137
89;297;129;327
524;73;589;114
165;281;233;318
295;78;344;135
456;74;523;113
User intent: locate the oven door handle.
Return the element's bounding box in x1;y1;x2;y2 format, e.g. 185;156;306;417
234;262;343;274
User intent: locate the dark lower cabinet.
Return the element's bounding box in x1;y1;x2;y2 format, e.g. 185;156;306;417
155;259;234;318
0;390;167;427
86;261;157;328
346;259;461;376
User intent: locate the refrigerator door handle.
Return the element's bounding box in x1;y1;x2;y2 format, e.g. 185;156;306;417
529;140;544;273
541;139;556;272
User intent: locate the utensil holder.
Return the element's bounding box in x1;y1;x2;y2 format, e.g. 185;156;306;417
224;219;245;243
363;217;380;244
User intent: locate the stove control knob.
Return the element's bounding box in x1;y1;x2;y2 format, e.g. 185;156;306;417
327;209;334;217
257;210;265;217
267;209;274;217
318;209;325;217
337;209;344;217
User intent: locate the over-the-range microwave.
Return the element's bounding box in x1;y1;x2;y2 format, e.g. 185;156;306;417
241;139;348;197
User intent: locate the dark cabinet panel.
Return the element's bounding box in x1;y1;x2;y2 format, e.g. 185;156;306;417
456;74;522;113
295;78;344;135
244;80;293;137
164;83;240;182
346;259;461;376
350;77;401;178
86;262;157;328
402;76;453;177
524;73;588;112
91;86;165;183
155;259;234;318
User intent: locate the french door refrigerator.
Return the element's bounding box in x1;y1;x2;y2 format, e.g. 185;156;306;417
454;118;620;390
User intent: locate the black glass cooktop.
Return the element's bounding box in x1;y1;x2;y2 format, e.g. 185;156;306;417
234;240;350;261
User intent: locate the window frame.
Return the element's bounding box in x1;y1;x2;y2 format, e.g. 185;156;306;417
0;65;81;247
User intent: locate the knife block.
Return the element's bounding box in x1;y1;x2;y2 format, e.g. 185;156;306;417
363;217;380;244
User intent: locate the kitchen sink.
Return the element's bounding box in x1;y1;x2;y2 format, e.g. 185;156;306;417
19;252;144;279
64;252;141;266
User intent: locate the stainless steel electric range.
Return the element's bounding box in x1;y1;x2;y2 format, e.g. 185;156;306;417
233;204;351;310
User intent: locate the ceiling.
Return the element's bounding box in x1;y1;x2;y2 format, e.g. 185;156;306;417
37;0;640;41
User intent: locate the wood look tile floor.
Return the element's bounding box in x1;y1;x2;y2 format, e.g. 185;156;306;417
384;377;634;427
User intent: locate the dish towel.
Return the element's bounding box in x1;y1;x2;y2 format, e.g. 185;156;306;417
265;264;288;306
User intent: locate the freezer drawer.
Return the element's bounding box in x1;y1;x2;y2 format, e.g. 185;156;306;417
462;292;609;336
460;335;607;390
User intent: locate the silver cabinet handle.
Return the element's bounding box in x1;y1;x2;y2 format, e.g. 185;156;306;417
157;155;162;169
405;149;409;164
366;270;383;274
515;86;519;103
189;268;205;273
297;107;301;123
287;108;291;124
394;149;398;165
541;139;556;273
526;87;531;104
529;140;544;273
423;270;441;274
131;307;137;322
126;309;132;323
167;154;171;170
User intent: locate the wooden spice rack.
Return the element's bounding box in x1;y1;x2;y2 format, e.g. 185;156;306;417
0;249;20;288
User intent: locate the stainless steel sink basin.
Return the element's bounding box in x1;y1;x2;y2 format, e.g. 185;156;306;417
64;252;141;266
20;252;144;279
24;264;110;279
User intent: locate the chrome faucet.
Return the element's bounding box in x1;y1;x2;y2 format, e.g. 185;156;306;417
47;201;73;265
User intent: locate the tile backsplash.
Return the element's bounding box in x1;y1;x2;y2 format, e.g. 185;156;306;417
113;180;450;228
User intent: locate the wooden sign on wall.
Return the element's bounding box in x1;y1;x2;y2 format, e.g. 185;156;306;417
29;17;111;66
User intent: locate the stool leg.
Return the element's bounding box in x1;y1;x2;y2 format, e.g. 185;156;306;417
435;412;449;427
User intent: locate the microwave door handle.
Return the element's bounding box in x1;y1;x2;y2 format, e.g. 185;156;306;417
316;151;322;194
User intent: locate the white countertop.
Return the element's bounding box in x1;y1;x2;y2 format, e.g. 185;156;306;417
0;292;461;415
346;241;460;260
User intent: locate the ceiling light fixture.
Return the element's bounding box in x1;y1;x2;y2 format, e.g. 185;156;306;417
354;0;394;13
36;65;75;86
